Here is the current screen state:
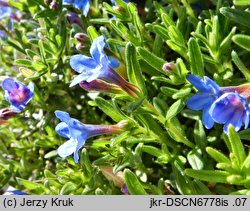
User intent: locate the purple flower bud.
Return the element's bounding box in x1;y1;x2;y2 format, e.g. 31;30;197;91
49;0;58;10
76;43;86;51
79;79;123;94
74;33;89;43
66;12;83;28
162;62;176;72
0;108;17;120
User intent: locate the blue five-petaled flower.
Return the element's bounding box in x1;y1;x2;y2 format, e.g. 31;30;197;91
63;0;90;17
186;74;221;129
187;74;250;134
55;110;122;163
2;78;34;113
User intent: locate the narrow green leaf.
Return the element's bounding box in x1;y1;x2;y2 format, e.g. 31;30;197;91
231;51;250;82
124;169;147;195
194;120;207;150
188;38;204;77
95;97;125;122
87;26;99;42
160;86;178;97
187;148;204;170
172;87;191;99
185;169;229;183
233;0;250;6
206;147;231;163
233;34;250;52
15;59;33;67
137;47;166;74
219;27;236;56
60;182;77;195
228;125;246;165
125;42;146;95
166;119;195;148
166;99;186;120
161;13;175;27
220;7;250;28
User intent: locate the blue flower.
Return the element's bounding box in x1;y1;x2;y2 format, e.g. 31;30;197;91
186;74;221;129
70;36;139;95
2;78;34;113
209;92;250;134
63;0;90;17
0;5;11;19
55;110;123;163
3;186;28;195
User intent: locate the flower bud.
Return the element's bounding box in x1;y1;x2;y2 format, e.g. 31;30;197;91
74;33;88;43
49;0;58;10
162;62;176;72
76;43;86;51
0;108;17;120
66;12;83;28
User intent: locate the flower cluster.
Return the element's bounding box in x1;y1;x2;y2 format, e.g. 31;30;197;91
54;35;138;163
187;74;250;133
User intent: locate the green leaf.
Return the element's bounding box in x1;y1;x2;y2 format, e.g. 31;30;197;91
161;13;175;28
125;42;146;95
137;47;166;74
166;119;195;148
231;51;250;82
160;86;178;97
188;38;204;77
194;120;207;150
87;26;99;42
185;169;229;183
166;99;186;120
220;7;250;28
219;27;236;56
228;125;246;165
187;148;204;170
15;59;33;67
95;97;125;122
18;178;46;191
124;169;147;195
172;87;191;99
172;160;195;194
60;182;77;195
233;34;250;52
233;0;250;5
206;147;231;163
241;155;250;172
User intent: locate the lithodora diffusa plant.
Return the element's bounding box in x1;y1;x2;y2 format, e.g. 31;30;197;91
1;0;250;195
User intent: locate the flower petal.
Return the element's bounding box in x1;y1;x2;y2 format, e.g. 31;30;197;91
73;140;86;163
204;76;220;95
202;108;214;129
70;54;97;73
186;74;210;92
54;110;71;123
58;138;77;158
90;36;107;63
223;110;243;133
186;93;212;110
209;93;241;124
2;78;18;92
55;122;70;138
